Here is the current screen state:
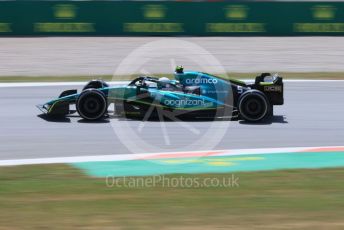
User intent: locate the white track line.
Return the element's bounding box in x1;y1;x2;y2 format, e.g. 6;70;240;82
0;80;343;88
0;146;343;166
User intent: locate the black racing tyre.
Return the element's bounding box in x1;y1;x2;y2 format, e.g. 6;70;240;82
238;90;271;122
83;80;109;91
76;89;107;120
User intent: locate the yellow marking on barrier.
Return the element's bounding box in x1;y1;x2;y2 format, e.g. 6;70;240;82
214;157;265;161
206;23;265;33
53;4;77;19
159;159;202;164
225;5;248;20
312;5;336;20
34;23;95;33
208;161;236;166
143;5;166;20
294;23;344;32
124;23;184;33
155;156;264;167
0;23;11;32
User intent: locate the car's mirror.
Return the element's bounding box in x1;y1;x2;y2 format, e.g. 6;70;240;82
264;75;276;82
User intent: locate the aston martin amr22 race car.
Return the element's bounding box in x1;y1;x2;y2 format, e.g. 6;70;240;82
37;67;284;122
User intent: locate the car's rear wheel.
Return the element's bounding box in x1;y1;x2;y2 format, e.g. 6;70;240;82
76;89;107;120
238;90;271;122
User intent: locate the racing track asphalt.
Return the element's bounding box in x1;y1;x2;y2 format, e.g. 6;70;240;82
1;37;344;76
0;81;343;160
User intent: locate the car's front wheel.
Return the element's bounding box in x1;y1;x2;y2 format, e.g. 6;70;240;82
76;89;107;120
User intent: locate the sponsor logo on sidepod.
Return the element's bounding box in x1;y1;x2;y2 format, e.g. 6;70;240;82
185;78;218;85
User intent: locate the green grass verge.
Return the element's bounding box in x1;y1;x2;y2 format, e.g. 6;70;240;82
1;164;344;229
1;72;344;82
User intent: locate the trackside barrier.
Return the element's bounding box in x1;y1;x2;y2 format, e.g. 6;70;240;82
1;1;344;36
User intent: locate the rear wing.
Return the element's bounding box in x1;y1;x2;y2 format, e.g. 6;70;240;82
253;73;284;105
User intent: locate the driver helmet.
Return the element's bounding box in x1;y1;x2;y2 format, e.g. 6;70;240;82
175;65;184;74
158;77;170;89
159;77;170;83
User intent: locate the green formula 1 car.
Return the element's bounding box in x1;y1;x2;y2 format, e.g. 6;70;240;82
37;67;284;122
